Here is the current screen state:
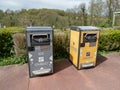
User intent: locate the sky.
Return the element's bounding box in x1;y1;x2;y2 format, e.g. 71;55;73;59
0;0;90;11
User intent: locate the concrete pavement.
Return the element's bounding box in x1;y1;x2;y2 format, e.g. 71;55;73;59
0;52;120;90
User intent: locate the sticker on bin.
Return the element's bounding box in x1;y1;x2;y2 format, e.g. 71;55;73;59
29;53;32;59
38;57;44;62
49;56;53;61
81;62;94;68
32;69;51;75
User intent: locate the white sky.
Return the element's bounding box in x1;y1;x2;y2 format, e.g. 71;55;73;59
0;0;90;11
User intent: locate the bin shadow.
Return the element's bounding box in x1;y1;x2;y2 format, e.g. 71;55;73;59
96;55;108;66
53;55;107;73
54;59;72;73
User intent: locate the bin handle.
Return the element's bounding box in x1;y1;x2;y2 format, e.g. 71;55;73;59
84;34;97;41
33;38;50;43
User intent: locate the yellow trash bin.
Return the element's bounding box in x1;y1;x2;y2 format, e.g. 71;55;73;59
69;26;100;69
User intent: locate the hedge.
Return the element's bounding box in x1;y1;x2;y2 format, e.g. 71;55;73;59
99;30;120;51
0;31;13;57
0;28;120;59
11;30;70;59
53;31;69;58
0;27;24;57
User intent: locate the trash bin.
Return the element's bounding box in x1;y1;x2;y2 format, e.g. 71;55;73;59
26;26;53;77
69;26;100;69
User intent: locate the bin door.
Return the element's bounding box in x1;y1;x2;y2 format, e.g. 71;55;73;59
79;31;99;69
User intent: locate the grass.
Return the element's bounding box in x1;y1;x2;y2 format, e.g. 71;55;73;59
0;27;25;33
98;50;120;55
0;55;27;66
0;51;119;66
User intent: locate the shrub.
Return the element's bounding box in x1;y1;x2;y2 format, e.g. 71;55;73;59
0;27;24;33
0;27;24;57
99;22;109;27
53;31;69;59
0;31;13;57
8;29;120;59
0;54;27;66
13;33;26;57
12;30;70;59
99;30;120;51
1;27;120;66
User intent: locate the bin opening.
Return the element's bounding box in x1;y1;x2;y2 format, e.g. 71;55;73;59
83;33;97;42
33;34;48;39
31;34;50;45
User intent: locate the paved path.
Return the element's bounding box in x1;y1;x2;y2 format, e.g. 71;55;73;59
0;52;120;90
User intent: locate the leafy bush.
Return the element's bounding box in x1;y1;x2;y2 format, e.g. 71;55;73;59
99;30;120;51
98;22;109;27
0;27;24;57
0;31;13;57
1;28;120;66
0;27;25;33
13;33;26;57
3;29;120;58
53;30;69;59
12;30;70;59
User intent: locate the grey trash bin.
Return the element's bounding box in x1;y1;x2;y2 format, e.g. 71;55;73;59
26;26;53;77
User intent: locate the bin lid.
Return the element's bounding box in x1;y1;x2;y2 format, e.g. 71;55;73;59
26;26;52;31
70;26;100;31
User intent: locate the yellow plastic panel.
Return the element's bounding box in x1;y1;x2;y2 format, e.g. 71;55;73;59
69;30;80;67
78;31;100;69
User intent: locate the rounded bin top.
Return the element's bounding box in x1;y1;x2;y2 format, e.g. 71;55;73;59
70;26;100;31
26;26;53;32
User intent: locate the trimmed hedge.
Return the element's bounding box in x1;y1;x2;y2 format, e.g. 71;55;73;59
11;30;70;59
0;27;24;33
99;30;120;51
0;31;13;57
53;31;69;59
0;27;24;57
0;28;120;59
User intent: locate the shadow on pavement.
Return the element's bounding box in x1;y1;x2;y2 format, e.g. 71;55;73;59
54;55;107;73
96;55;107;66
54;59;72;73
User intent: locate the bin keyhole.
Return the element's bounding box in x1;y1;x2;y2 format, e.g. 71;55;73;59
73;42;75;45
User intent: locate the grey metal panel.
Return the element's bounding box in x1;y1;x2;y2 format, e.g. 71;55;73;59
26;26;52;32
26;26;53;77
71;26;100;31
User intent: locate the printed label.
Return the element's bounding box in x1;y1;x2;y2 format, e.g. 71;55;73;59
38;57;44;62
29;53;32;59
49;56;53;61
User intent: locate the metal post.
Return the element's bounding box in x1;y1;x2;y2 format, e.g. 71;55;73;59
112;11;120;27
112;12;115;27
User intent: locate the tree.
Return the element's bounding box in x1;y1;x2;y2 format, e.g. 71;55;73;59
106;0;120;26
89;0;105;25
78;3;88;25
18;9;30;26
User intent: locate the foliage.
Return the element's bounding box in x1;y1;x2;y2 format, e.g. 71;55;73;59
0;27;24;57
98;50;120;55
98;22;109;27
0;55;27;66
0;31;13;57
99;30;120;51
53;30;69;59
1;27;120;66
11;29;70;59
13;33;26;57
0;1;120;28
0;27;25;33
